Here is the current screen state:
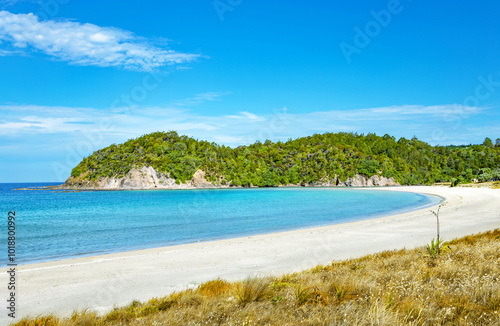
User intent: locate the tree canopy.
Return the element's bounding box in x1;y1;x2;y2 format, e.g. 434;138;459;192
70;131;500;186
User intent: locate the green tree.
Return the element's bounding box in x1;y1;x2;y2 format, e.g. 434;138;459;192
483;137;494;148
67;131;500;188
260;170;277;187
357;159;380;177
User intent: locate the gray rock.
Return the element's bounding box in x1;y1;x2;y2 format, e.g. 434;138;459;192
191;170;212;188
62;168;399;190
64;166;212;190
341;174;398;187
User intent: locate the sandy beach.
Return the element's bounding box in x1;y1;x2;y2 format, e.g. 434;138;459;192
1;186;499;323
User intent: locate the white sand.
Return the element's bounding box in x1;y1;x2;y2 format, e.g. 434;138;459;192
1;186;499;322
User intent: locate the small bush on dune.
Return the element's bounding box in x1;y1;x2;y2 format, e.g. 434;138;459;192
426;238;445;258
70;309;98;326
198;278;233;297
295;284;316;305
14;315;59;326
235;277;270;305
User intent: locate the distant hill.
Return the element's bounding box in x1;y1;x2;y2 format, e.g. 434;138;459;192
66;131;500;189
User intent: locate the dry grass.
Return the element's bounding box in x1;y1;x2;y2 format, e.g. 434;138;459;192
13;229;500;326
457;181;500;189
235;278;270;306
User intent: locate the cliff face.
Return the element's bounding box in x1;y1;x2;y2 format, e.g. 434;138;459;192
307;174;398;187
63;166;398;190
64;166;220;190
343;174;398;187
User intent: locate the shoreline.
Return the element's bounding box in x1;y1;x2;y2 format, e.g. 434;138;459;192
14;183;394;191
1;186;499;322
5;186;441;268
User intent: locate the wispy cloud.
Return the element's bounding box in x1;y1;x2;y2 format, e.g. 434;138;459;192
0;0;24;6
0;103;491;147
226;111;266;121
173;92;227;106
303;104;482;122
1;102;495;181
0;48;23;56
0;11;200;71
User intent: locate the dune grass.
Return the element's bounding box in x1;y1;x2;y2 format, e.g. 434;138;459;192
457;181;500;189
13;229;500;325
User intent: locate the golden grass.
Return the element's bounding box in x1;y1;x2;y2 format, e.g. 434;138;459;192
457;181;500;189
13;229;500;326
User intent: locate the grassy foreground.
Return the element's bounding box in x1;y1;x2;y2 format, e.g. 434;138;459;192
15;230;500;326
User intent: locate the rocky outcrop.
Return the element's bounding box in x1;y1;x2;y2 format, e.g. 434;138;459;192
62;167;399;190
63;166;220;190
302;174;399;187
191;170;213;188
340;174;398;187
367;175;398;186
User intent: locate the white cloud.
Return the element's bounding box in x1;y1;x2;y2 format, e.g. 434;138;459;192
0;48;21;55
174;92;227;106
0;0;24;6
1;102;495;181
240;111;265;121
370;104;481;116
0;11;199;71
0;103;490;148
227;111;266;121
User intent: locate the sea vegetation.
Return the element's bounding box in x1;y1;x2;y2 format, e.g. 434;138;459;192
13;229;500;325
70;131;500;187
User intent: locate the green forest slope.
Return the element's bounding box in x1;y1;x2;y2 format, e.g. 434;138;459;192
69;131;500;187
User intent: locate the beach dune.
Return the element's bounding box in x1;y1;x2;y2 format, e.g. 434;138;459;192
1;186;499;323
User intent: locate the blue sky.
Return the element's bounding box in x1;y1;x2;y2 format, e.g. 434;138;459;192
1;0;499;182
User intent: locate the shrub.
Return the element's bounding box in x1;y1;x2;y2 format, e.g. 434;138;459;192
235;278;269;305
198;278;232;297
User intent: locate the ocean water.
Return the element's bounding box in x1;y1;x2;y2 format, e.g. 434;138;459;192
0;183;440;266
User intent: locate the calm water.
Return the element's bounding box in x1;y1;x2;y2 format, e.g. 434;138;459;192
0;183;440;266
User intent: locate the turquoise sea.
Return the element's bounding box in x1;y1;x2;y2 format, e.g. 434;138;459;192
0;183;440;266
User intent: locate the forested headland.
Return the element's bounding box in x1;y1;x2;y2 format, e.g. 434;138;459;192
69;131;500;187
